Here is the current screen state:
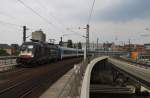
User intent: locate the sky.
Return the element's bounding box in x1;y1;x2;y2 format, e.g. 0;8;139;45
0;0;150;45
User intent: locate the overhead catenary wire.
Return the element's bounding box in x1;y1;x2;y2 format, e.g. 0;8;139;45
17;0;88;41
0;20;23;27
0;12;35;31
35;0;64;27
87;0;96;24
0;11;16;19
35;0;79;35
17;0;64;32
17;0;52;25
35;0;86;38
33;0;85;37
0;19;36;31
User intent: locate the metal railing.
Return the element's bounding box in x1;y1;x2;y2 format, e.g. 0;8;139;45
57;56;97;98
0;56;17;72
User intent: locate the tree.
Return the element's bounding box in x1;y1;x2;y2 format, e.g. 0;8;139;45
11;44;20;56
0;49;9;56
13;50;20;56
73;44;77;48
128;47;135;52
67;40;73;48
78;42;82;49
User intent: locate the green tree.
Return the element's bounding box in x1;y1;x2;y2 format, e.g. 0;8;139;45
78;42;82;49
13;50;20;56
73;44;77;48
0;49;9;56
128;47;135;52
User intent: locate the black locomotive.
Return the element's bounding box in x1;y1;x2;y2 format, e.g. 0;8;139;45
17;41;84;66
17;41;59;65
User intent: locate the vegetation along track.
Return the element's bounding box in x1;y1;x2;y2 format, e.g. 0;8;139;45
0;58;82;98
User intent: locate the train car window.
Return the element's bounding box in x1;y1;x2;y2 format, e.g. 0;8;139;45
64;50;73;54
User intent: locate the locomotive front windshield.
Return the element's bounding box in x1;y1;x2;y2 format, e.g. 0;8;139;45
21;44;34;52
19;43;35;57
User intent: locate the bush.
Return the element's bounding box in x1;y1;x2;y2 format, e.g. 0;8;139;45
0;49;9;56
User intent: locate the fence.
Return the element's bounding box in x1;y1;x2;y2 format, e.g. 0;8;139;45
57;56;97;98
0;56;17;72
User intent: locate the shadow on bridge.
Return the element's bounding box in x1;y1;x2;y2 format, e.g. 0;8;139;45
90;58;149;98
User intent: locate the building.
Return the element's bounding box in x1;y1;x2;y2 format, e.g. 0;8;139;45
143;44;150;54
103;42;115;51
140;44;150;60
11;44;20;55
60;42;68;47
122;44;144;53
0;44;12;55
113;45;125;51
123;44;136;52
135;44;144;54
144;44;150;50
11;44;19;50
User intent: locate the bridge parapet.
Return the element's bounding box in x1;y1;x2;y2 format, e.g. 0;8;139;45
56;56;108;98
56;60;88;98
80;56;108;98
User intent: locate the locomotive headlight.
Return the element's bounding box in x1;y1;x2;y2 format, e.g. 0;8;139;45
31;55;34;57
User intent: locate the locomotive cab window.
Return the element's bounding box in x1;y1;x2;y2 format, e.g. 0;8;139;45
21;45;34;52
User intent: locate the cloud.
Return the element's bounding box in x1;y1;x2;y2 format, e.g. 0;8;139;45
93;0;150;22
0;0;150;44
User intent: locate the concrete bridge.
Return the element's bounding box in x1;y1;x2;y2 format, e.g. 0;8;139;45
81;56;150;98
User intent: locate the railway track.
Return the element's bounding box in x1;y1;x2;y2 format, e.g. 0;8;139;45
0;58;82;98
114;57;150;68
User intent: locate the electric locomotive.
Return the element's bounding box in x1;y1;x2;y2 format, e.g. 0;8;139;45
17;41;85;66
17;41;59;65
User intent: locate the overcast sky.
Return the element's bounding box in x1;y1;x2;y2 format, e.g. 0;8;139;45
0;0;150;45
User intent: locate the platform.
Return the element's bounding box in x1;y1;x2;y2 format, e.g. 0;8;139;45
39;68;74;98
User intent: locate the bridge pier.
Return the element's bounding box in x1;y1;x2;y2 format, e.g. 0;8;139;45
135;83;141;94
112;69;130;87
